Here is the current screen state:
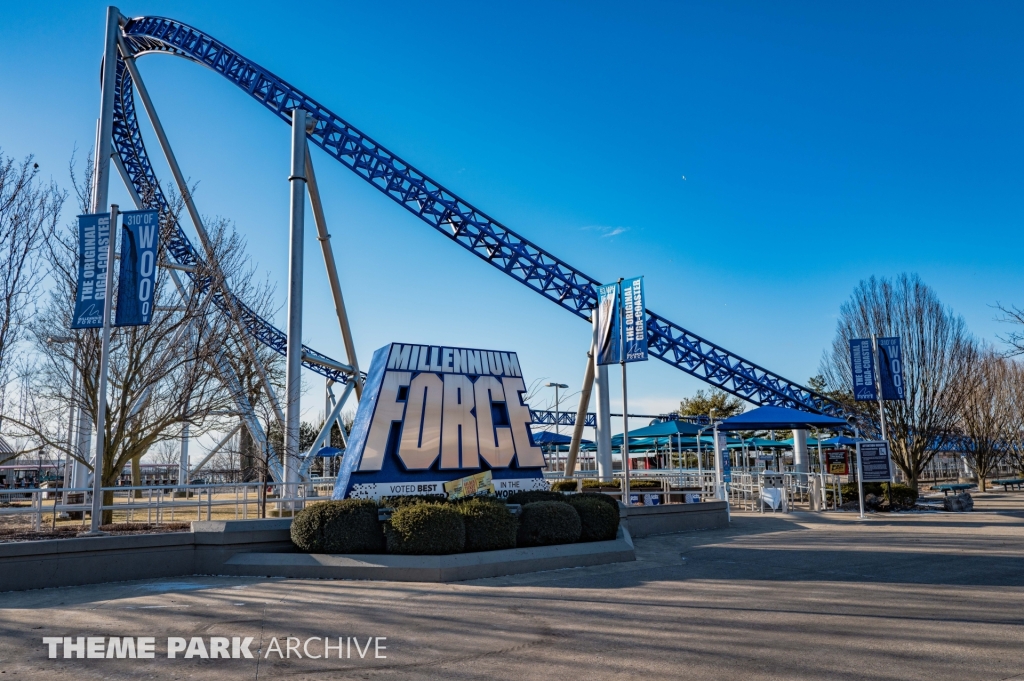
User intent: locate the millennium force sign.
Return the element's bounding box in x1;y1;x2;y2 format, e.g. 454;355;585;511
332;343;548;500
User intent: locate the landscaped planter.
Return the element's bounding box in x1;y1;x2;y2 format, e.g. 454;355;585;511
221;524;636;582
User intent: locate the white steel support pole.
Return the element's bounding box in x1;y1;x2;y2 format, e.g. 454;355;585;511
792;429;809;476
817;437;827;510
88;205;119;534
618;278;631;506
73;399;92;490
62;347;80;497
697;428;704;482
285;109;309;512
593;315;613;481
713;422;723;500
179;409;190;486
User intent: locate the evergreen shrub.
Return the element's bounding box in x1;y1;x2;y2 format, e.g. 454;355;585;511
456;498;518;551
290;499;384;554
516;501;582;547
386;503;466;555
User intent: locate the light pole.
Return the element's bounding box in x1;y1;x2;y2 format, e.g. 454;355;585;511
546;383;568;471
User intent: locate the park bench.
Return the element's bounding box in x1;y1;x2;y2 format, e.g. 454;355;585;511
992;478;1024;491
929;483;976;496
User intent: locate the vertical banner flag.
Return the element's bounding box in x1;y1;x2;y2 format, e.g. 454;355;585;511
115;210;160;327
71;213;111;329
595;282;620;365
849;338;877;401
621;276;648;363
876;337;905;401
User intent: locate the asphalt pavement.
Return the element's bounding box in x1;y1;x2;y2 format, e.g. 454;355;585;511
1;492;1022;680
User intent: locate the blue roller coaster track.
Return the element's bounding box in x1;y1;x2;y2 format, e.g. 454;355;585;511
111;14;846;418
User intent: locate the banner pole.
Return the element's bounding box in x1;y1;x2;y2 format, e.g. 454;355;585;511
618;278;630;506
855;426;865;519
87;204;119;535
871;334;888;442
871;333;892;501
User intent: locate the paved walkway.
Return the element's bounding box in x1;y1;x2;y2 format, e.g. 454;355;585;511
2;493;1023;680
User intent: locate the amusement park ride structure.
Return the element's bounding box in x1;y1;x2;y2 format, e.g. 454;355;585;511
79;7;849;494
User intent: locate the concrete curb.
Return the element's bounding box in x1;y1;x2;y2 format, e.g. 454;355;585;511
621;501;730;537
0;501;729;591
219;525;636;582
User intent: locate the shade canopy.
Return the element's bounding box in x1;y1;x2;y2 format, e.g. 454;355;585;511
727;437;794;450
532;431;593;446
716;405;848;431
774;437;822;447
625;420;705;437
820;435;863;446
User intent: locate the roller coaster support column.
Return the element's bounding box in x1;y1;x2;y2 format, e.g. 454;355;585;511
565;347;595;476
593;314;613;481
304;145;361;398
285;109;310;509
91;6;118;212
73;6;121;502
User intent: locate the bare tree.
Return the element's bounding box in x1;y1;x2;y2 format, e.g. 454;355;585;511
5;182;276;521
820;274;976;490
147;439;182;467
958;347;1014;491
0;151;66;421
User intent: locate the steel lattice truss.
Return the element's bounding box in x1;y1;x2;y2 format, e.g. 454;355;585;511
113;15;846;418
530;411;707;428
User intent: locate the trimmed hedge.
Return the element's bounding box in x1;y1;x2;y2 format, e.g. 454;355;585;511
549;479;578;492
505;490;566;506
568;496;619;542
456;498;518;552
628;479;662;490
290;499;384;554
380;494;446;508
582;479;619;489
386;503;465;555
571;491;620;513
516;501;582;547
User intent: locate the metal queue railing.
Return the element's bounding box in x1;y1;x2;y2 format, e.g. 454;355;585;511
543;468;847;512
0;468;857;532
0;481;327;531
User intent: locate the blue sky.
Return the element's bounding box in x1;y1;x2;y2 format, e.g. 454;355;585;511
2;1;1023;428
